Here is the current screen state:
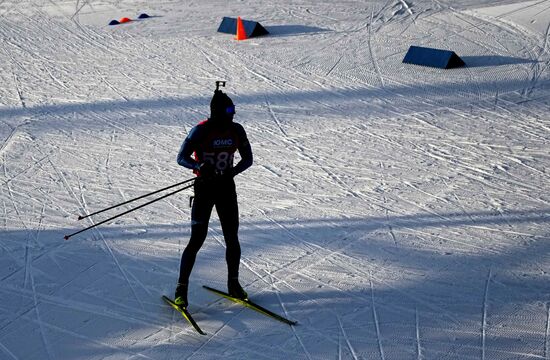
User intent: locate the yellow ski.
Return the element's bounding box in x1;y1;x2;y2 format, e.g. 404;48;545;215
203;286;297;326
162;295;206;335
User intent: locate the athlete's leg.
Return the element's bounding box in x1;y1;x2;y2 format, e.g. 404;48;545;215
178;180;214;284
215;180;240;280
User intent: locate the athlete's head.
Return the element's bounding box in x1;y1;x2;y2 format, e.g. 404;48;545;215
210;90;235;124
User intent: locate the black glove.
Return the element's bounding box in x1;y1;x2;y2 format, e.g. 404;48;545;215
198;162;216;178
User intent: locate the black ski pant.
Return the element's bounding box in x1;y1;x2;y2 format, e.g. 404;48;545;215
178;177;241;284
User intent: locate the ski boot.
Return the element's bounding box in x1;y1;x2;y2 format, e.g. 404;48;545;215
174;282;188;308
227;278;248;300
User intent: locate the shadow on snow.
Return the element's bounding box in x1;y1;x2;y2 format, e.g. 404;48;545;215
0;207;549;358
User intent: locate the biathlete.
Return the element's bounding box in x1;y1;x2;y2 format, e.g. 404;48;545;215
174;82;253;308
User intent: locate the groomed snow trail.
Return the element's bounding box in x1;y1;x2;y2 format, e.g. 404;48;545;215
0;0;549;359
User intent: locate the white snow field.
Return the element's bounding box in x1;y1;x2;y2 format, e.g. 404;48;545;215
1;0;549;359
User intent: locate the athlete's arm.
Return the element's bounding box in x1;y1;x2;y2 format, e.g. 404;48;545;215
177;127;201;171
233;124;253;176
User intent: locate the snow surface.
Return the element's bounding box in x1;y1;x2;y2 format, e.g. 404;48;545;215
1;0;549;359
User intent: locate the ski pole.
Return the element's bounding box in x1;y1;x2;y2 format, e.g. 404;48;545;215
65;182;195;240
77;177;196;220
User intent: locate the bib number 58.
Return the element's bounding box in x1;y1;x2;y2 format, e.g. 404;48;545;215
203;152;233;171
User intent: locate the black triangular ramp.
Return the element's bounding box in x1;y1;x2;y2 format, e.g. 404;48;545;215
403;45;465;69
446;52;466;69
217;17;269;38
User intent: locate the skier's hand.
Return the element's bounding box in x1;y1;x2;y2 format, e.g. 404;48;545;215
198;162;216;178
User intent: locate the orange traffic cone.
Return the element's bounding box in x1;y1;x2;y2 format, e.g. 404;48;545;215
235;16;247;40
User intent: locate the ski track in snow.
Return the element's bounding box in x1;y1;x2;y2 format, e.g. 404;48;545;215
370;277;386;360
368;9;386;88
50;156;147;309
545;303;550;360
0;124;20;157
481;268;492;360
0;0;549;359
337;315;359;360
415;306;423;360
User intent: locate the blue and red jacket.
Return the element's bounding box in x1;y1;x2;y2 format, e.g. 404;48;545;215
177;119;253;177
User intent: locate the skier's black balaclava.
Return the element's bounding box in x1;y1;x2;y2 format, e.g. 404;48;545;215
210;90;235;126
